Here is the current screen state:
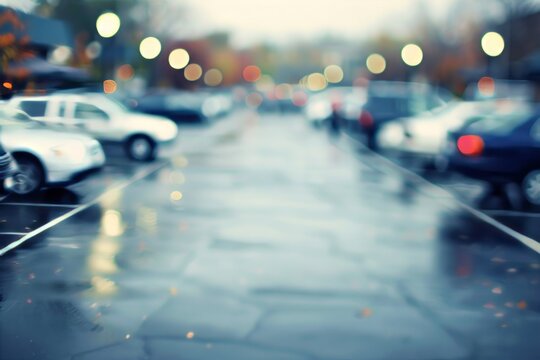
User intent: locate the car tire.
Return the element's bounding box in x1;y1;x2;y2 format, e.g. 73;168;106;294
522;170;540;206
126;135;156;161
8;154;44;195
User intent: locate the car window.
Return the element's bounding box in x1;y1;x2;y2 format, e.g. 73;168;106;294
74;103;109;120
18;101;47;117
531;119;540;141
366;97;409;115
465;111;532;135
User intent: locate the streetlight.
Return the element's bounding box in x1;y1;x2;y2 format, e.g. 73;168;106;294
168;49;190;69
481;32;505;57
139;37;162;60
401;44;423;67
366;54;386;75
324;65;344;84
96;12;121;38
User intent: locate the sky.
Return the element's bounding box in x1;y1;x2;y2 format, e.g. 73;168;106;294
182;0;457;46
3;0;460;46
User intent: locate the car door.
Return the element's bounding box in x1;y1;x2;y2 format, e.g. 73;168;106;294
68;101;112;140
528;118;540;170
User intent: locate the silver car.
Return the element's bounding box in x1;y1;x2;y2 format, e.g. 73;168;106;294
0;106;106;194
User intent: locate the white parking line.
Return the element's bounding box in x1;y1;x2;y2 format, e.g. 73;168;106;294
0;202;79;208
483;209;540;218
340;135;540;254
0;161;167;256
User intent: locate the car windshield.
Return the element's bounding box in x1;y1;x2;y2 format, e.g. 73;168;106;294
97;95;131;114
366;96;409;113
464;111;533;135
0;106;41;129
433;102;480;118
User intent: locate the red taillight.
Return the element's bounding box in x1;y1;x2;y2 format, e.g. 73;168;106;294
457;135;484;156
359;111;374;128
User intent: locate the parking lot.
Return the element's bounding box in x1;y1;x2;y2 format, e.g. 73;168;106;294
1;110;539;360
0;112;244;256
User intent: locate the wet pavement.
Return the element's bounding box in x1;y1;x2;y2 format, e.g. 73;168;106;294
1;112;540;360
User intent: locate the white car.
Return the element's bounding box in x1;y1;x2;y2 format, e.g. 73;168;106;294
10;93;178;161
377;102;482;156
376;100;530;165
0;106;106;194
304;87;366;127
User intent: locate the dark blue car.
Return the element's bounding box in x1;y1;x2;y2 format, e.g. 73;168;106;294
445;107;540;205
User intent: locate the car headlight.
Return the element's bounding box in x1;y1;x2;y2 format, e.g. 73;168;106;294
155;122;178;140
50;140;88;163
378;123;404;148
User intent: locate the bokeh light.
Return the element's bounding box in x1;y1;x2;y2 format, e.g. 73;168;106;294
324;65;344;83
307;73;327;91
204;68;223;86
49;46;72;65
274;83;293;99
96;12;121;38
168;48;190;69
139;37;162;60
103;79;117;94
481;32;505;57
116;64;134;80
85;41;102;60
170;191;183;202
245;92;263;108
292;91;308;107
184;63;203;81
401;44;423;67
243;65;261;82
477;76;496;97
255;75;274;92
366;54;386;74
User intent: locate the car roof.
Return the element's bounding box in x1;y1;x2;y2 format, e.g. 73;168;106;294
11;93;105;102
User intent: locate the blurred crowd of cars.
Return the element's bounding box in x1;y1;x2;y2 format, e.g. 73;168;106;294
2;79;539;209
0;89;236;195
304;80;540;207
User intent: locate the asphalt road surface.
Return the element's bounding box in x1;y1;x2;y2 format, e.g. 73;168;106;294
1;111;539;360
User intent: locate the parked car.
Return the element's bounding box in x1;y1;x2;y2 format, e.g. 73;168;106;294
10;93;178;161
0;142;18;189
0;105;105;194
342;81;449;149
304;87;365;128
376;100;516;167
445;107;540;205
130;91;228;123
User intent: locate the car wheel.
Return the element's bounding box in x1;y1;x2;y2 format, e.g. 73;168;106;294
522;170;540;206
126;136;156;161
7;155;44;195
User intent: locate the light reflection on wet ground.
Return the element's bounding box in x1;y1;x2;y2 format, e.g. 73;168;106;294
0;112;539;360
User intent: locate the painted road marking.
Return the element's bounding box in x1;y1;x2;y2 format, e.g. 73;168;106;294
0;161;167;256
341;135;540;255
483;209;540;218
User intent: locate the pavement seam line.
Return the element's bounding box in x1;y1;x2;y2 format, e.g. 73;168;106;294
0;161;167;256
340;133;540;254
